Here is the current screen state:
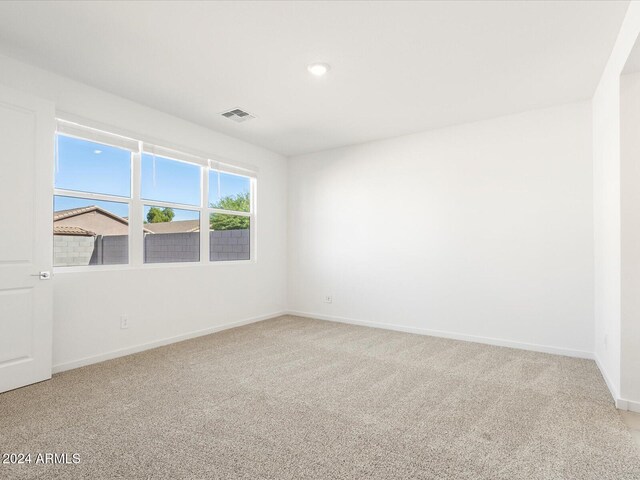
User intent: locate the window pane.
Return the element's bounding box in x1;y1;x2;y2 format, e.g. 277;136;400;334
210;214;250;261
208;171;250;212
53;196;129;267
141;154;201;206
143;206;200;263
55;135;131;197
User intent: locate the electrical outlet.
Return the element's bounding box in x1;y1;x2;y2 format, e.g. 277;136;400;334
323;295;332;304
120;314;129;330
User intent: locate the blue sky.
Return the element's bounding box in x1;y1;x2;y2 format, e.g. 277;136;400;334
55;135;250;221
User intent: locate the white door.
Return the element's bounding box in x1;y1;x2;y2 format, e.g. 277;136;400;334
0;85;54;393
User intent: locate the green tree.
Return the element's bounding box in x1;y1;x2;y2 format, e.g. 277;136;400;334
146;207;175;223
210;192;250;230
211;191;249;212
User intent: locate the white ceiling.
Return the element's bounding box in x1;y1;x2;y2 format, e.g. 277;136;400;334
0;1;629;156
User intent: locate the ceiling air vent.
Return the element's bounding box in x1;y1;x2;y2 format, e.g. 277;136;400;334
221;108;255;123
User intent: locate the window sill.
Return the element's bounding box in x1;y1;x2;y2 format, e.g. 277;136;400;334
53;259;255;274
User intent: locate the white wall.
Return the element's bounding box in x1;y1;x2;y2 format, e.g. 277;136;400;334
288;102;594;357
0;54;288;371
592;3;640;408
621;71;640;409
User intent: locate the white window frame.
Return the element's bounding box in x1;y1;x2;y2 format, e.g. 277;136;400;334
207;167;256;263
139;149;204;266
53;120;257;272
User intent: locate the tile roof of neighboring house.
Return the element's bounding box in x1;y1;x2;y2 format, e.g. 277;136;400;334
54;205;129;224
53;205;155;234
143;219;201;234
53;206;198;235
53;225;96;236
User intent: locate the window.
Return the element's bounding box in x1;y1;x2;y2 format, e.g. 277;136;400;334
54;134;133;267
208;170;251;261
53;120;255;268
141;152;202;263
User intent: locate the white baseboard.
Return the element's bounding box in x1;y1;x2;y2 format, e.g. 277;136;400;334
286;310;594;359
52;311;286;374
615;398;640;413
594;354;620;405
591;355;640;412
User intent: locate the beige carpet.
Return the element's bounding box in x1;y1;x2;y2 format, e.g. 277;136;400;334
1;315;639;479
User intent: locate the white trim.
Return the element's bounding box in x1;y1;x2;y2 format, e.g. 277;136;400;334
141;199;201;210
208;208;251;217
143;143;208;168
53;259;255;274
208;159;258;178
52;311;286;374
57;119;139;152
286;310;594;359
54;189;131;205
130;146;143;266
200;164;210;261
595;354;640;412
594;353;620;404
591;356;640;412
617;399;629;410
250;177;257;262
616;398;640;413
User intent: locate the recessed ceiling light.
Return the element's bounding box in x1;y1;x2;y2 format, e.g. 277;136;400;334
93;149;102;154
307;62;330;76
